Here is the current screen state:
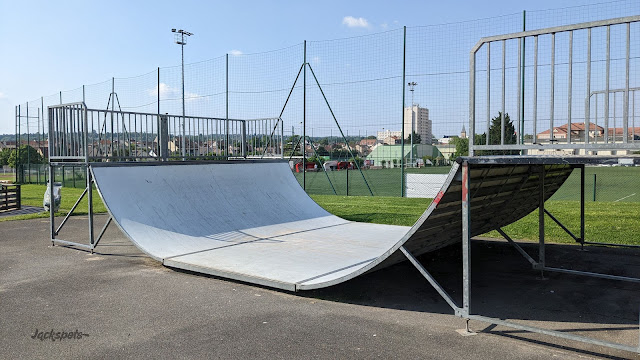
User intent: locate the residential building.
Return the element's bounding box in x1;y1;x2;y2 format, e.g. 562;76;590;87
404;105;432;145
537;122;604;141
365;144;443;168
376;129;402;141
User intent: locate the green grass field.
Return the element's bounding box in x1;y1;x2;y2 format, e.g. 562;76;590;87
0;173;16;182
550;166;640;202
3;183;638;246
297;166;640;202
0;184;107;222
296;166;451;197
310;195;639;245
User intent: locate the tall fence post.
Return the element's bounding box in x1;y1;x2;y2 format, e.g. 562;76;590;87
520;10;526;146
157;67;162;160
401;26;406;197
226;53;229;159
26;101;30;184
303;40;307;191
17;105;21;184
41;96;45;163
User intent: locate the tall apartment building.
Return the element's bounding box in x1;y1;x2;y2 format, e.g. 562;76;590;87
403;105;432;145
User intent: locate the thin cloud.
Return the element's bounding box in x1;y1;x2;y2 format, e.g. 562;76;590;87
148;83;173;98
342;16;370;28
229;49;243;56
148;83;200;102
0;92;6;99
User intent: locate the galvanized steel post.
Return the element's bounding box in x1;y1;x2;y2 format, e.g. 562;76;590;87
461;161;471;317
48;107;54;244
501;40;505;145
401;26;406;197
26;102;29;183
520;10;526;145
624;22;630;142
468;43;476;156
586;29;591;145
303;40;306;190
226;53;229;159
605;26;610;143
15;105;19;184
580;164;585;249
538;165;546;276
84;104;94;248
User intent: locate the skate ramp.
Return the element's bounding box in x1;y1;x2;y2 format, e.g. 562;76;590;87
91;159;574;291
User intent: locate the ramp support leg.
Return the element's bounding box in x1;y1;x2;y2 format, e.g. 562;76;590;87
537;165;546;278
461;161;471;318
49;163;55;245
580;164;586;250
87;167;95;248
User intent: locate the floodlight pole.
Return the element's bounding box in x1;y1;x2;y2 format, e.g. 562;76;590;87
408;82;417;167
172;28;193;160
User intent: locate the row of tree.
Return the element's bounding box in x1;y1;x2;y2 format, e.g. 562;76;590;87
0;145;45;168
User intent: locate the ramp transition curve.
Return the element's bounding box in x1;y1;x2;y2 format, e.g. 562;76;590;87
91;159;575;291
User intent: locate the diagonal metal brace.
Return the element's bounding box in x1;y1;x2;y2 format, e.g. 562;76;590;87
91;217;113;253
497;228;538;267
55;186;89;235
400;246;463;316
544;209;581;243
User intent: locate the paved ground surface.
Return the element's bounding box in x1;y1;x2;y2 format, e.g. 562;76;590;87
0;206;42;218
1;215;639;359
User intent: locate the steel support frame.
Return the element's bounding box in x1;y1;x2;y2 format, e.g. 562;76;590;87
48;162;112;253
402;161;640;354
48;102;112;253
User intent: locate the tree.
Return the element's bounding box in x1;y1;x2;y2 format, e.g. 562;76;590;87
366;135;377;139
488;112;518;154
315;146;329;156
0;148;12;166
451;134;486;158
405;131;421;144
8;145;44;168
284;135;301;156
319;138;329;146
489;112;516;143
452;112;518;157
307;155;324;167
381;160;386;168
451;136;468;158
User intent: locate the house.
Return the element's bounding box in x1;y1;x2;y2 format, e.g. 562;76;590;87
365;144;444;168
358;138;379;147
537;122;604;141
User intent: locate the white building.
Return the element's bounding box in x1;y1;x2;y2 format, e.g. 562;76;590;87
404;105;432;145
376;129;402;141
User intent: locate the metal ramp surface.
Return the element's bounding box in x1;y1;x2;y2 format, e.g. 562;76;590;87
91;159;575;291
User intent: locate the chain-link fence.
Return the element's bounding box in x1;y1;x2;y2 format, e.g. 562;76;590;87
11;0;640;199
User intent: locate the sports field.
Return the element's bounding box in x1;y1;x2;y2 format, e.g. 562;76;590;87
296;165;640;202
6;181;638;246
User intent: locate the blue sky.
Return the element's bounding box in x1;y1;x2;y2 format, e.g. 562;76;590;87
0;0;635;135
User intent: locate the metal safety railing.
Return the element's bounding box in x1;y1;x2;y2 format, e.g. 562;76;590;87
48;103;284;161
469;15;640;155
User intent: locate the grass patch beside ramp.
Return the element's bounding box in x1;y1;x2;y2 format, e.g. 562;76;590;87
4;184;638;246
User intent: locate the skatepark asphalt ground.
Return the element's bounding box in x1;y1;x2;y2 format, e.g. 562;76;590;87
1;214;639;359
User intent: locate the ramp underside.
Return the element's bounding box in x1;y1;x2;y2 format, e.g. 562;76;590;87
91;159;575;291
